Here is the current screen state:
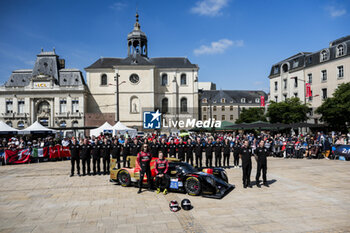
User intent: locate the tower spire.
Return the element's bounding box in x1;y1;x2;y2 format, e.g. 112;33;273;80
134;12;140;30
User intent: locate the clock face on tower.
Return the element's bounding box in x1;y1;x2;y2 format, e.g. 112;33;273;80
129;74;140;84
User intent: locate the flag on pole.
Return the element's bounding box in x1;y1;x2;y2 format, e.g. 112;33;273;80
305;83;312;98
260;96;265;107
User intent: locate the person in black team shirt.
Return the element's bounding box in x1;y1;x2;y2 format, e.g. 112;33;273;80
159;138;168;158
223;139;231;167
101;138;111;175
137;144;152;194
186;138;194;166
214;138;222;167
69;138;80;177
255;140;269;187
122;139;131;168
233;139;241;168
194;138;203;167
205;139;213;167
150;138;159;158
168;139;176;158
177;139;186;161
240;139;253;188
80;138;91;176
91;138;101;175
111;138;122;169
131;139;141;157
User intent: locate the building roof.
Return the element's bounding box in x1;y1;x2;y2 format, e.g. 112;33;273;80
3;49;85;88
85;54;198;69
269;35;350;77
200;90;267;105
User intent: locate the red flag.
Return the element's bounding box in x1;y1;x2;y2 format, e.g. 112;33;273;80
49;145;60;159
305;83;311;98
260;96;265;107
5;149;31;164
59;146;71;158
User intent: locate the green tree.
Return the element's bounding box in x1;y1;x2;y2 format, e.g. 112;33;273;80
236;107;267;124
267;97;310;124
316;82;350;131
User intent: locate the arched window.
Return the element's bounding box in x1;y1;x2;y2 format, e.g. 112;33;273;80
321;50;328;61
130;96;139;113
6;121;12;127
180;98;187;113
72;121;78;127
282;63;288;73
161;98;168;114
180;74;187;85
101;74;107;86
337;44;344;57
161;73;168;86
17;121;24;129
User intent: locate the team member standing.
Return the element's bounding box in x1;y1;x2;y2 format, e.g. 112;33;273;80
159;138;168;158
240;139;253;188
122;140;131;167
194;138;203;167
214;138;223;167
69;138;80;177
137;144;152;194
150;138;160;158
101;138;111;175
155;151;169;195
205;139;214;167
177;139;186;161
255;140;269;187
80;139;91;176
223;139;231;167
111;138;122;169
233;139;241;168
91;139;101;175
168;140;176;158
131;139;141;157
186;139;194;166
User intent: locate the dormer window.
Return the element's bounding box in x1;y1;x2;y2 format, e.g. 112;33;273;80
292;59;299;68
282;63;288;73
337;44;345;57
221;98;226;103
273;66;279;74
202;98;207;103
241;98;246;103
255;98;260;103
320;50;329;62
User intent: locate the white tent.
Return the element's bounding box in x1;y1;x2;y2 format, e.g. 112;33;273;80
90;122;113;137
112;121;137;138
0;121;19;135
19;121;56;134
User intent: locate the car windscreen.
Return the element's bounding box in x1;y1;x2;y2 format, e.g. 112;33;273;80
178;163;198;173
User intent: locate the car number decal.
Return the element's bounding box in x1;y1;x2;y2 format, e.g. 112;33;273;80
170;178;179;189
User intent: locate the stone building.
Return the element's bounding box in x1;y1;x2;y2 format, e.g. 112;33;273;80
85;13;199;130
199;90;267;123
0;49;87;136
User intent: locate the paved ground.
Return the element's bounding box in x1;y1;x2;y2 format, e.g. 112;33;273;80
0;157;350;233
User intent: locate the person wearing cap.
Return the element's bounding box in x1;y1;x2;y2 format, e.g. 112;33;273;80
137;143;152;194
155;151;169;195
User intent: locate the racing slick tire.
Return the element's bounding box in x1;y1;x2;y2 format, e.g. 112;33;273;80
118;170;131;187
185;177;201;196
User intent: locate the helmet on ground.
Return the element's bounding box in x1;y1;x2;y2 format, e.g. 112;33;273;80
169;200;179;212
181;199;192;211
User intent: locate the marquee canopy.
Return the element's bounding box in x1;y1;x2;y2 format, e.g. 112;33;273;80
19;121;56;134
89;122;113;137
112;121;137;137
0;121;18;135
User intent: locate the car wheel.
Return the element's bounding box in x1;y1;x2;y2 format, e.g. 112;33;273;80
118;170;131;187
185;177;201;196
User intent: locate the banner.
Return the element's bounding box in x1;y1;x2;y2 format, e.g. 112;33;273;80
49;145;60;159
305;83;312;98
32;147;48;158
59;146;71;158
260;96;265;107
4;149;31;164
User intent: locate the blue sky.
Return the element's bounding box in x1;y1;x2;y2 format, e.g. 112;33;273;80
0;0;349;92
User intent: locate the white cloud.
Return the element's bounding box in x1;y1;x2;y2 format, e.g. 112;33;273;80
191;0;229;16
326;6;346;18
110;2;127;11
194;39;243;56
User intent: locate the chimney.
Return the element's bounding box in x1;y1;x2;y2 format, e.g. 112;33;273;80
59;59;65;69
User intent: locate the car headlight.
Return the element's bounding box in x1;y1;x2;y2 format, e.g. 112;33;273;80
205;176;215;186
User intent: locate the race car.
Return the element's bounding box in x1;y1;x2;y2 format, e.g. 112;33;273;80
109;156;234;199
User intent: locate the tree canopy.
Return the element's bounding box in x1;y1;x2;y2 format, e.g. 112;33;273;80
266;97;310;124
235;107;267;124
316;82;350;132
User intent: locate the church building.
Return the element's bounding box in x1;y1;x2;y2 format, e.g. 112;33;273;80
85;13;199;130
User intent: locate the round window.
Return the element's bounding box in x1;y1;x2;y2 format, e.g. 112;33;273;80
129;74;140;84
